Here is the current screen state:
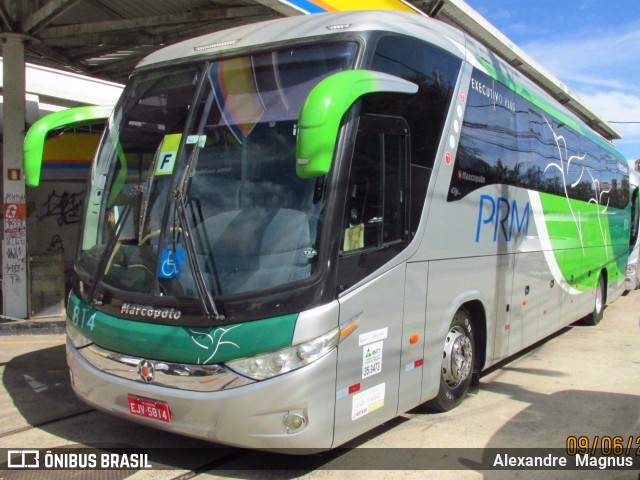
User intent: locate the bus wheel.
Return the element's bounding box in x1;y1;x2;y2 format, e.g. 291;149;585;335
427;307;474;412
584;274;605;326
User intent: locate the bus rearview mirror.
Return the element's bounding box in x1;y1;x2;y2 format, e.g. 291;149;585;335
295;70;418;179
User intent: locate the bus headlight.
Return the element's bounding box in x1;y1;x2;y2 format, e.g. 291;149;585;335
225;327;340;381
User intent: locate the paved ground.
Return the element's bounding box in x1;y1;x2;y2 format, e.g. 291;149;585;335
0;290;639;479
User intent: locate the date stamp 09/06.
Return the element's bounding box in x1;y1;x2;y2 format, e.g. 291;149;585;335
566;435;640;456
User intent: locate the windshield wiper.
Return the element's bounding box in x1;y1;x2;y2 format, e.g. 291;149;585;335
172;186;225;322
138;142;163;244
166;87;226;322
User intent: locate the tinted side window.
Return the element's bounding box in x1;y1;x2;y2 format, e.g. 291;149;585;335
342;119;407;253
448;69;516;201
450;68;628;208
370;35;461;235
337;114;409;291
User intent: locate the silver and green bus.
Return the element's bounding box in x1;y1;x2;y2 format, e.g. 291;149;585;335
25;10;630;451
625;169;640;291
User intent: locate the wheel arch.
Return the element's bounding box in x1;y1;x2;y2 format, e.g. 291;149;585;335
442;291;487;374
424;292;487;412
600;268;608;304
461;299;487;374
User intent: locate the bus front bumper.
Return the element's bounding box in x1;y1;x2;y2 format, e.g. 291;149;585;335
66;337;337;451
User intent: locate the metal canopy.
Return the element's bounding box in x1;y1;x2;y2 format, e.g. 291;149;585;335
0;0;300;83
0;0;620;139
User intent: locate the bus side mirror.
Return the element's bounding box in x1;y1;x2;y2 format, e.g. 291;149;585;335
295;70;417;179
24;105;112;187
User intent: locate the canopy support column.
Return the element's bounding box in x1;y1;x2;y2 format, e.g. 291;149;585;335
2;33;28;318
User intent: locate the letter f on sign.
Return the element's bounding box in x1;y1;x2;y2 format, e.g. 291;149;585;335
154;133;182;175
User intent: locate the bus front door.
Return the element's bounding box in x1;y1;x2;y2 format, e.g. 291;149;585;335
331;113;415;447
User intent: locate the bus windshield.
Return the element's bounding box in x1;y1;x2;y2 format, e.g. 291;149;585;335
77;42;357;311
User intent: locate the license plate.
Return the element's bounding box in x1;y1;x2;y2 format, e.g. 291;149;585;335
127;395;172;423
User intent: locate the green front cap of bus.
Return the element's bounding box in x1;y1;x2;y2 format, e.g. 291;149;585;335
295;70;418;178
24;105;113;187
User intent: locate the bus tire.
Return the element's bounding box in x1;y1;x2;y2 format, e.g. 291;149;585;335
583;274;605;326
426;307;475;412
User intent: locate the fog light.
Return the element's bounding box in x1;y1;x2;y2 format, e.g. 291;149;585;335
282;412;307;433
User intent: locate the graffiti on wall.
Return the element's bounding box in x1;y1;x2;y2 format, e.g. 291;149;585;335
29;183;86;269
39;189;85;226
3;193;27;285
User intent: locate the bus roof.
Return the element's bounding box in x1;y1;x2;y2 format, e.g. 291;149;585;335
136;10;465;70
135;7;620;142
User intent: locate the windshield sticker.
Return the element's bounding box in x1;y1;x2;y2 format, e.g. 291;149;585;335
351;383;385;421
154;133;182;176
159;247;186;279
186;134;207;147
362;341;383;379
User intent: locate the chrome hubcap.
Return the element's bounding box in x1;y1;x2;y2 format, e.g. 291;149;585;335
442;325;473;387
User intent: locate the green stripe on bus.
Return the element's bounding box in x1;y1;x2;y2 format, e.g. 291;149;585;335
539;192;628;290
67;292;297;365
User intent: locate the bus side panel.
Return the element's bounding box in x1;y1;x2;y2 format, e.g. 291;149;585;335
537;249;564;339
492;254;514;363
397;261;428;414
421;256;502;403
332;264;405;448
560;246;596;321
508;251;542;356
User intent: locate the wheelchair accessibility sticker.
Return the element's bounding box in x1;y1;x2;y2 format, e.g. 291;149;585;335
159;247;186;279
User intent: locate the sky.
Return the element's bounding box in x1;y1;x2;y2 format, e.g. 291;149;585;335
464;0;640;162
